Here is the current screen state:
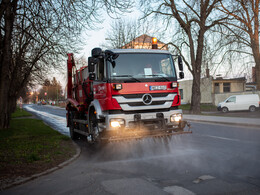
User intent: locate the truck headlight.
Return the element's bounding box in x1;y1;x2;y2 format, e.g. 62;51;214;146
170;114;182;122
110;119;125;128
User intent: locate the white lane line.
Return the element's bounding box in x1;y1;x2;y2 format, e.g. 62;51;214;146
201;135;240;142
200;134;260;145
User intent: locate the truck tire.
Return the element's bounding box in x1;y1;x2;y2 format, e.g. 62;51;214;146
249;106;256;112
69;112;79;140
88;107;100;143
222;107;228;113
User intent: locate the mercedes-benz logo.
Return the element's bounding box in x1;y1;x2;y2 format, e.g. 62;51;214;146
142;94;153;105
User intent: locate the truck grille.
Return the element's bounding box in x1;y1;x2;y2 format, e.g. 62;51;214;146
121;93;168;99
113;93;176;111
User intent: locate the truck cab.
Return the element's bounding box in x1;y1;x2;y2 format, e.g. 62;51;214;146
88;49;185;132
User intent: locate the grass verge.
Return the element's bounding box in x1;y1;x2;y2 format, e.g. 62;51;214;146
179;103;217;112
11;107;32;118
0;109;76;189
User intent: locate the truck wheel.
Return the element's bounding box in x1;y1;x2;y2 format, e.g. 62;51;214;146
88;108;100;143
249;106;256;112
222;107;228;113
69;112;79;140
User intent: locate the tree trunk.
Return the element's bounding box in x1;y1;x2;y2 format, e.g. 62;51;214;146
190;71;201;114
0;1;17;129
9;96;17;113
251;35;260;90
250;0;260;89
0;56;11;128
189;28;205;114
251;38;260;90
255;59;260;90
0;83;10;129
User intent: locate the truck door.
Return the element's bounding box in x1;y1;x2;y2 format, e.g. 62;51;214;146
93;58;107;109
225;96;237;111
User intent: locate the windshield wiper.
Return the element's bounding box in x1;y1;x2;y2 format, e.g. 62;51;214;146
138;74;170;81
111;75;141;82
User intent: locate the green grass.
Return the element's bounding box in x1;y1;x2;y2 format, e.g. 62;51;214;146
179;104;191;110
179;103;217;111
0;119;73;164
200;104;218;111
0;109;76;179
11;107;32;118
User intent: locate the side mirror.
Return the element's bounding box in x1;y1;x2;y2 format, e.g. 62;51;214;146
179;72;184;79
88;57;97;73
178;56;183;71
92;48;102;58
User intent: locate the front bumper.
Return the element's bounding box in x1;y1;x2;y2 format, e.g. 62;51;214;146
103;109;183;131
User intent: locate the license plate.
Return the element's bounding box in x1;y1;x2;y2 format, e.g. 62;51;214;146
149;85;167;90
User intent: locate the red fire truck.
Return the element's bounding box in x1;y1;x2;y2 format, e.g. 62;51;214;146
66;41;190;143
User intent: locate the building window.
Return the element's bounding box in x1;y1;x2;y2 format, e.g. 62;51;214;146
214;83;219;93
179;89;183;99
223;83;230;92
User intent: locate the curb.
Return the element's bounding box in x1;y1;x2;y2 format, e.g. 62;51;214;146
1;141;81;191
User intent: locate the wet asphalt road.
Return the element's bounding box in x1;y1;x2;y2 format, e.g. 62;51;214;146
2;104;260;195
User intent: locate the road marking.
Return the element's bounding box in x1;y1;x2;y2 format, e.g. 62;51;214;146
201;135;240;142
198;134;260;146
164;186;196;195
190;121;260;130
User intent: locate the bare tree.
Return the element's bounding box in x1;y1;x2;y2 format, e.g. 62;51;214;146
140;0;227;113
103;19;152;49
38;77;63;102
0;0;132;128
219;0;260;89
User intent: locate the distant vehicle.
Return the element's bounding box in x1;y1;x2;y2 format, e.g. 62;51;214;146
218;94;260;113
41;101;47;105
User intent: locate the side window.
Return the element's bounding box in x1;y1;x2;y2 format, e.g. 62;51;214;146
226;96;236;103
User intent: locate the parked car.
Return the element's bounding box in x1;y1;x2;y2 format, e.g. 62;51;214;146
218;94;260;113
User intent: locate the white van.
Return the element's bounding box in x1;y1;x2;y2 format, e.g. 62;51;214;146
217;94;260;113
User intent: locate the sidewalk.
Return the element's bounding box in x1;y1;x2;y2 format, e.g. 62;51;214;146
183;114;260;128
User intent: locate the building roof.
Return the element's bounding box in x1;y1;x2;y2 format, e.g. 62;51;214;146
110;49;171;54
213;77;246;81
131;34;165;44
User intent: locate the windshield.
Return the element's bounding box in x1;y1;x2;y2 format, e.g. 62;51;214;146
107;53;177;82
